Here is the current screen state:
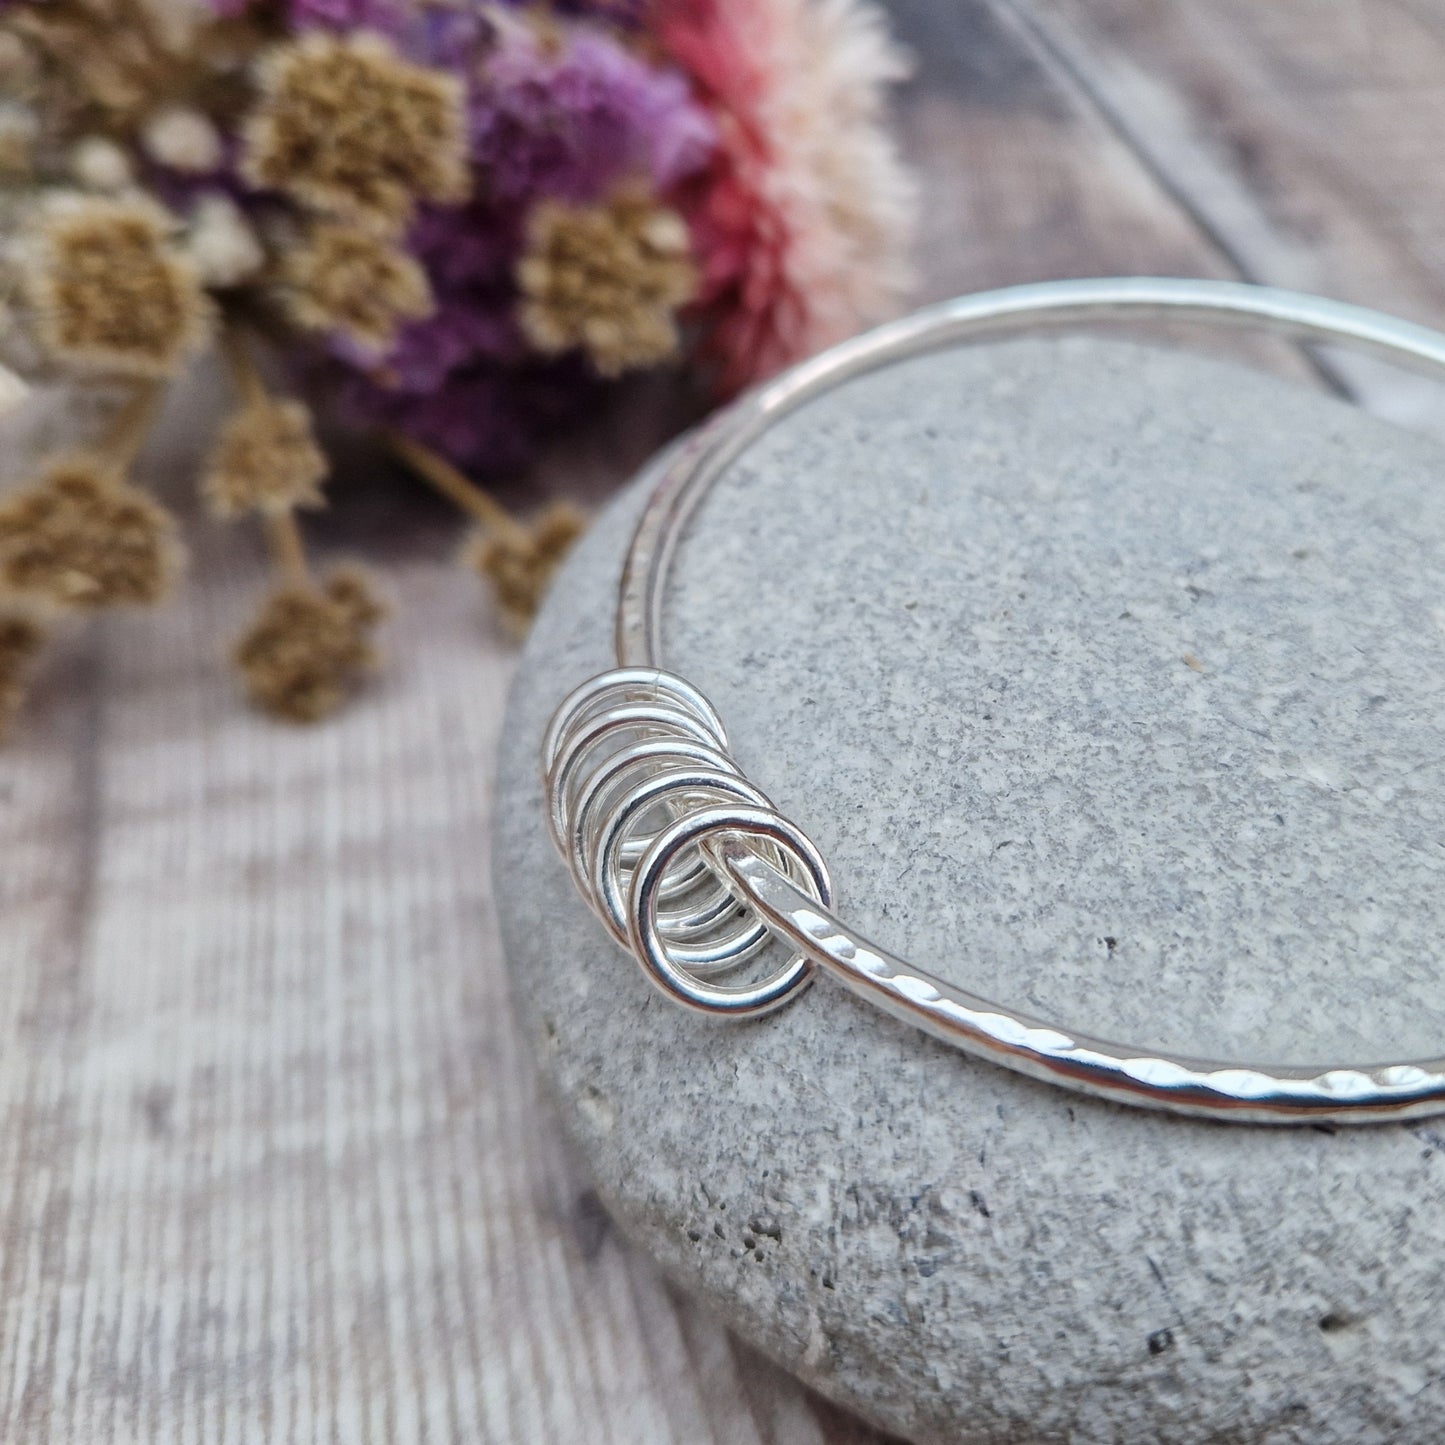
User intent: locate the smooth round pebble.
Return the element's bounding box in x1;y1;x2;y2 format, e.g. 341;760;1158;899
495;337;1445;1444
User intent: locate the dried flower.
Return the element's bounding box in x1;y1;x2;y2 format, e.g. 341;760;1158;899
142;106;224;174
464;501;584;633
472;23;714;205
280;220;433;351
203;399;328;517
27;198;209;376
187;192;265;289
242;31;468;229
69;136;133;192
233;566;384;721
518;189;696;376
0;458;180;609
663;0;915;392
0;610;45;740
0;363;32;415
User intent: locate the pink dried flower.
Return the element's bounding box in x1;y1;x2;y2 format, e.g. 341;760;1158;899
664;0;916;394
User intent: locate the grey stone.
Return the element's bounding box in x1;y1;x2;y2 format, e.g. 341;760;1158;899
494;337;1445;1444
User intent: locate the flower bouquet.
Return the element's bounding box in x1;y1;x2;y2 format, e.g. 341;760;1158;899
0;0;914;732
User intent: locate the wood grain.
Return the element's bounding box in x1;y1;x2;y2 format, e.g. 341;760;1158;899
3;3;1443;1440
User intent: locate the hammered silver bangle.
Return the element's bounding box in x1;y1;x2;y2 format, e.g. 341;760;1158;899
541;276;1445;1126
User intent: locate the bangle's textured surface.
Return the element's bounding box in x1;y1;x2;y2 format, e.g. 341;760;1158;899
544;278;1445;1125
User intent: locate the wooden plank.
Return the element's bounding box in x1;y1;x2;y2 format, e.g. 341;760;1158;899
1005;0;1445;424
11;2;1431;1441
891;0;1241;298
888;0;1322;383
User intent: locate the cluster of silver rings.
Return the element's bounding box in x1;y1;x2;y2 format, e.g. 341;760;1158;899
541;277;1445;1124
541;668;832;1016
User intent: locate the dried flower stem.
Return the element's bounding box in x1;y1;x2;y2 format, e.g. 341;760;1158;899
97;378;164;477
265;509;309;587
219;321;312;586
218;320;269;409
385;431;525;541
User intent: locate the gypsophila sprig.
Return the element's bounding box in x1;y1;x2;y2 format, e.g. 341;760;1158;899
0;0;914;737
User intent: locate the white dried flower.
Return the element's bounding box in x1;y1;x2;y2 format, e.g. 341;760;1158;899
0;363;31;415
142;107;223;174
70;136;133;193
187;192;264;288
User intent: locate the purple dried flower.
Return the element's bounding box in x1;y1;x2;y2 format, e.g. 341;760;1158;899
226;5;716;471
361;301;520;394
470;24;714;204
407;199;518;289
283;0;408;35
341;355;595;473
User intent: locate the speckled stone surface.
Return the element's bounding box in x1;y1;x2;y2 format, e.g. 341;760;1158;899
494;338;1445;1444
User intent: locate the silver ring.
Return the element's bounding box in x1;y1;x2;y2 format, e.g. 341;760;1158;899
627;806;833;1017
547;277;1445;1124
592;765;775;968
546;702;724;856
543;668;727;775
568;737;739;904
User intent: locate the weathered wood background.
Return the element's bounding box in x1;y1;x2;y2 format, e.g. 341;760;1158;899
5;2;1445;1440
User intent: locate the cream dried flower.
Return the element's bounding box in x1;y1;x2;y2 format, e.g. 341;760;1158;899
464;501;585;634
203;398;328;517
233;566;384;722
280;219;432;351
142;106;223;174
187;192;265;289
0;363;31;415
0;457;181;608
69;136;133;192
517;189;697;377
27;198;209;376
242;31;468;230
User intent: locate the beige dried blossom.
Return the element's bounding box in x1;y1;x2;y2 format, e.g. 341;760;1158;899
142;106;223;174
202;398;328;518
233;566;384;722
0;457;180;609
0;610;46;740
27;198;209;376
241;31;468;230
465;501;584;634
69;135;134;192
280;220;432;351
517;189;696;377
187;192;265;289
0;365;31;415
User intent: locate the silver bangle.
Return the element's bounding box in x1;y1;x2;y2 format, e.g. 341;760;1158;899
541;277;1445;1126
